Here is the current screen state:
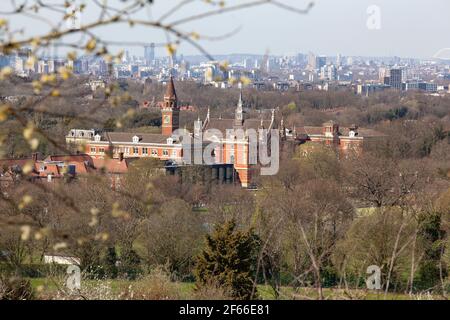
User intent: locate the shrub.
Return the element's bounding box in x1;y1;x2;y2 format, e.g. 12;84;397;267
118;267;180;300
0;276;34;300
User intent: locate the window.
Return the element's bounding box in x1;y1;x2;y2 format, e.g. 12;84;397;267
90;147;96;153
125;148;130;154
133;147;139;155
99;148;105;154
163;150;169;157
151;149;158;157
171;149;177;157
142;148;148;155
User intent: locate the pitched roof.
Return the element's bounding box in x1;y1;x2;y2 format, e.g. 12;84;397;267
341;127;386;138
44;154;95;174
0;158;32;167
34;162;61;177
296;125;385;138
105;132;169;144
164;76;177;99
46;154;94;165
93;157;134;174
205;118;273;136
0;158;35;174
303;126;324;136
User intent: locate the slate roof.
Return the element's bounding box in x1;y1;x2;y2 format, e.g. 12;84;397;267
104;132;169;144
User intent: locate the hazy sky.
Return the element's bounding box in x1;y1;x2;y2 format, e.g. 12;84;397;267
4;0;450;58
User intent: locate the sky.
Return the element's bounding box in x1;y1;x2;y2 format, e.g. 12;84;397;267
3;0;450;59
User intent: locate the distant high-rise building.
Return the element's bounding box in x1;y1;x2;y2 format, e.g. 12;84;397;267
266;58;274;73
307;52;316;70
378;67;390;82
123;50;130;63
243;58;253;69
144;43;155;66
320;65;337;81
346;57;354;66
390;68;406;90
307;53;326;71
297;53;306;65
316;56;327;70
336;54;342;67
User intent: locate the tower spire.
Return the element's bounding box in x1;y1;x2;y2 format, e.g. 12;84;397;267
164;76;177;104
234;89;244;127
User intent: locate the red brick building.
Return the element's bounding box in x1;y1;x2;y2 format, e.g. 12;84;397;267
66;78;384;187
291;121;385;155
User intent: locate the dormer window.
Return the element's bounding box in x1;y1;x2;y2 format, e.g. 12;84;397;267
94;134;101;142
132;135;140;143
349;130;356;138
167;137;173;145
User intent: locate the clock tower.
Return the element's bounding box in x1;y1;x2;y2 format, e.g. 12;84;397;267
162;76;179;136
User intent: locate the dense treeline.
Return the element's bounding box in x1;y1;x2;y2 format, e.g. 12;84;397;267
1;141;449;299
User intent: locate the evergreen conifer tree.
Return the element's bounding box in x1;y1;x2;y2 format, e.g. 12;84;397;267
195;220;260;300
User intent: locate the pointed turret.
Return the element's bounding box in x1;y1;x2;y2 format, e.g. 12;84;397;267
234;90;244;127
164;76;177;100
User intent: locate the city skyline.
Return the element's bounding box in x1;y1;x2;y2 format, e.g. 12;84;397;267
3;0;450;59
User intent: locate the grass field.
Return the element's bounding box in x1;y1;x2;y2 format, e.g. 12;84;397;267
28;278;442;300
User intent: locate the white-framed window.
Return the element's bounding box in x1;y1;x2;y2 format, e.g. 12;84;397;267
151;149;158;157
163;149;169;157
132;135;140;143
90;147;96;153
133;147;139;155
171;149;177;157
125;147;130;154
99;148;105;154
142;148;148;155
